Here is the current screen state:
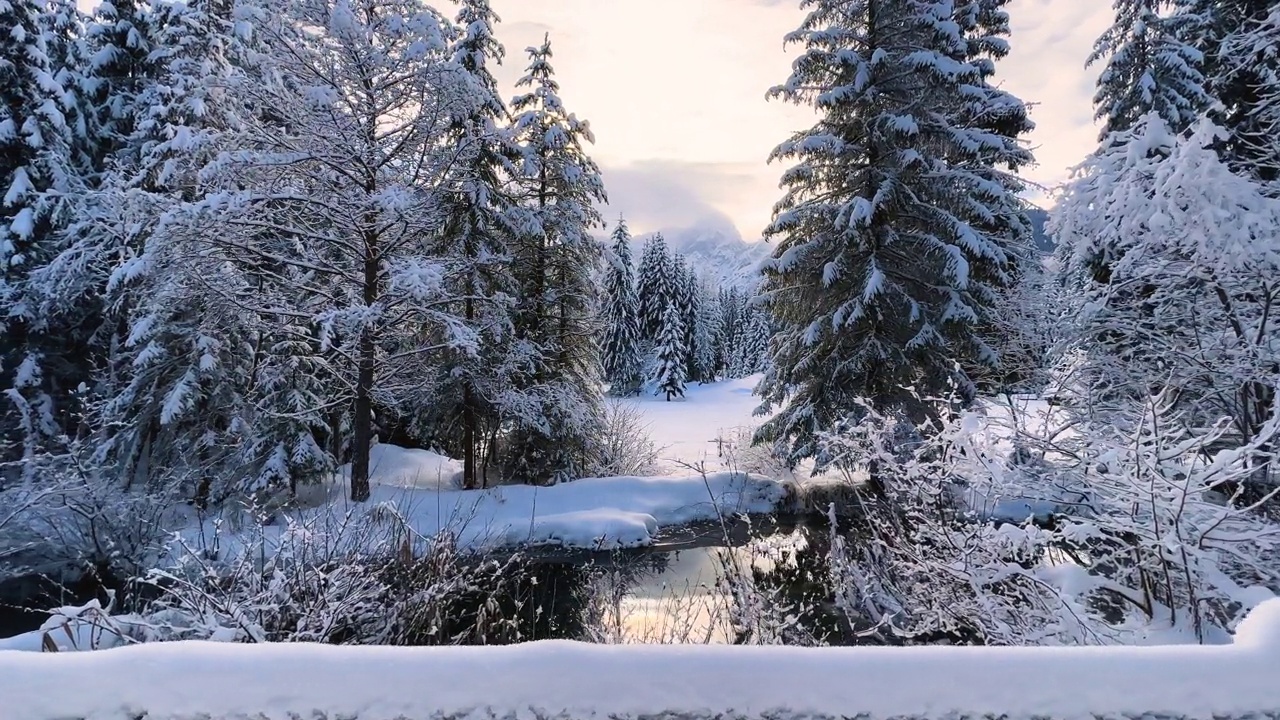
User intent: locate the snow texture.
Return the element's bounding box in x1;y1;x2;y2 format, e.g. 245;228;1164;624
334;468;783;551
1;598;1279;720
212;440;787;553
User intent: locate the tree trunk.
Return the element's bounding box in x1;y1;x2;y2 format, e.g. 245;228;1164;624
463;384;477;490
350;230;379;503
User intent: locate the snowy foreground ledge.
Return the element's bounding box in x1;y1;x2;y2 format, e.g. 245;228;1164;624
3;600;1279;720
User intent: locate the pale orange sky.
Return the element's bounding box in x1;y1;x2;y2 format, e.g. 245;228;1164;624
481;0;1112;239
77;0;1112;240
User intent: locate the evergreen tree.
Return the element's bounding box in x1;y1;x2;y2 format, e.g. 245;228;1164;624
45;0;97;178
82;0;154;173
636;233;672;341
601;216;643;396
1176;0;1280;185
671;255;700;382
1089;0;1211;138
715;285;744;377
755;0;1034;467
507;35;608;484
415;0;518;490
652;302;687;401
1;0;74;461
693;279;720;382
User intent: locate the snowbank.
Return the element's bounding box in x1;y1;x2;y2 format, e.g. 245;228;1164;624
354;470;787;551
343;443;465;490
207;457;788;553
2;599;1278;720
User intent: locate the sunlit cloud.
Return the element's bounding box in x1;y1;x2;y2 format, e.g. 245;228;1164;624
487;0;1113;235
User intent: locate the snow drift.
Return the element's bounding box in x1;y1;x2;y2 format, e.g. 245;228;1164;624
2;599;1278;720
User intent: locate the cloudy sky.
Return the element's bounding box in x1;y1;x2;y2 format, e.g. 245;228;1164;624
480;0;1114;240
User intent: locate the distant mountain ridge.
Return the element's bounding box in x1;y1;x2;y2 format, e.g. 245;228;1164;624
630;225;771;289
619;208;1053;291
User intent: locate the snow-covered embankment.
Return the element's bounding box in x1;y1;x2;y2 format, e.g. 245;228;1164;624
2;599;1278;720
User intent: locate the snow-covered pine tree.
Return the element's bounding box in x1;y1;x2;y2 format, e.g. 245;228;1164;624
1219;5;1280;188
1089;0;1211;138
652;302;687;402
601;216;643;396
507;35;608;484
693;278;720;383
636;232;672;342
135;0;476;502
1055;112;1280;484
81;0;154;172
671;254;701;382
715;285;744;377
755;0;1033;468
414;0;519;490
50;0;321;501
950;0;1041;394
1;0;75;463
1175;0;1280;185
743;304;773;376
45;0;98;178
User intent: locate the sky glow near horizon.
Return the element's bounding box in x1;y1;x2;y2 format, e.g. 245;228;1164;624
76;0;1113;241
481;0;1113;240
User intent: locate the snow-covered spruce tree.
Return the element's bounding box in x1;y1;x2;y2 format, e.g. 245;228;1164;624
507;35;608;484
743;305;773;376
715;285;744;377
1056;114;1280;481
6;0;165;469
601;217;643;397
1089;0;1211;138
411;0;520;490
1176;0;1280;185
81;0;156;173
143;0;477;502
693;279;721;383
755;0;1033;467
1221;5;1280;181
636;232;673;342
652;302;687;402
45;0;98;178
671;255;701;382
1;0;76;464
52;0;315;501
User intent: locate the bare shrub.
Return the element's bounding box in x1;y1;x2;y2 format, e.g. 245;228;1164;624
587;400;660;477
137;504;536;645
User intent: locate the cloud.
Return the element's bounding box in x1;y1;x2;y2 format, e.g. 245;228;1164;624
487;0;1111;225
600;161;763;239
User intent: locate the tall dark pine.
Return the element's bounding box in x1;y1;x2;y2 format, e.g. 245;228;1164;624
508;35;608;484
652;303;687;402
1089;0;1210;138
755;0;1034;468
83;0;154;172
1;0;72;462
602;217;643;396
424;0;516;490
672;256;700;382
636;233;672;342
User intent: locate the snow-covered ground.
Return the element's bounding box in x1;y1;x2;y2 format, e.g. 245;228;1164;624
170;381;791;558
2;599;1278;720
627;375;788;474
209;456;787;554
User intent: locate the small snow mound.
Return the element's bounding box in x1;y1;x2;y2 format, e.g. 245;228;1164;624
340;443;464;490
1233;597;1280;651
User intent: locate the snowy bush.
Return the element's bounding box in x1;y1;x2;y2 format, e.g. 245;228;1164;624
0;454;180;585
587;400;659;478
139;506;536;645
813;386;1280;645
